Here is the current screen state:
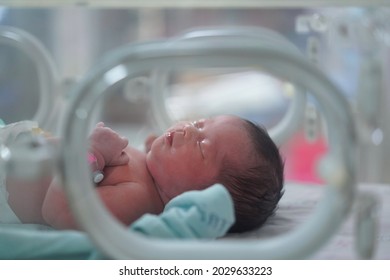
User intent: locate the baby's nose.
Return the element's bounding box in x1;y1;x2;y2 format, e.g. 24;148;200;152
183;124;200;138
183;123;196;131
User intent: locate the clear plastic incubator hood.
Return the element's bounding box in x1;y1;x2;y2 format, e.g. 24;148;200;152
0;0;389;260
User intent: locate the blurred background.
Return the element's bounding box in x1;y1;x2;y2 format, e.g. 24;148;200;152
0;2;389;184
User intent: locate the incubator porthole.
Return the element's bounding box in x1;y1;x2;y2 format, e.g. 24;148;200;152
61;37;356;259
0;26;59;132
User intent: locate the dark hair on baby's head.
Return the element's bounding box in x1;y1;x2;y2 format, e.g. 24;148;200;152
220;120;284;233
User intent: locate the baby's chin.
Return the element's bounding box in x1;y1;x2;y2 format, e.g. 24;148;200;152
155;185;171;205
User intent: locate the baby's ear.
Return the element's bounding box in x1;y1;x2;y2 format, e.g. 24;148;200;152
145;134;158;153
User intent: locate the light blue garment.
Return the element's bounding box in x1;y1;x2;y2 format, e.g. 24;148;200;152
0;184;234;259
130;184;235;239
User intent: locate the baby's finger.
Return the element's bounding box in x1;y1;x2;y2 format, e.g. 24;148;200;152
121;136;129;148
112;151;130;166
96;122;105;128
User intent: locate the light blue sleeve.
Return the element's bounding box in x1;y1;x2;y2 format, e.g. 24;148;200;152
130;184;235;239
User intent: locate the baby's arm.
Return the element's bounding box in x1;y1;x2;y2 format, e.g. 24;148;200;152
41;178;157;230
41;123;133;229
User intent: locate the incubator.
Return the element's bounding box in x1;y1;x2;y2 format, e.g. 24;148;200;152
0;1;389;260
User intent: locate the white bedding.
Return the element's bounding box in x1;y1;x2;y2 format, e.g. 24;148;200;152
228;182;390;259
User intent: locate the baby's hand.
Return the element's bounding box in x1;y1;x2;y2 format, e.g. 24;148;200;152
89;122;129;169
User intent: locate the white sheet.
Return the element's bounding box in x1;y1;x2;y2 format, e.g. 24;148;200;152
227;182;390;259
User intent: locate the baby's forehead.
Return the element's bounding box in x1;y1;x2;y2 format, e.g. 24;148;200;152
204;115;244;127
215;119;256;160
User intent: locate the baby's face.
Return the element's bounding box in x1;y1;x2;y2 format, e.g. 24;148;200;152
146;115;253;203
